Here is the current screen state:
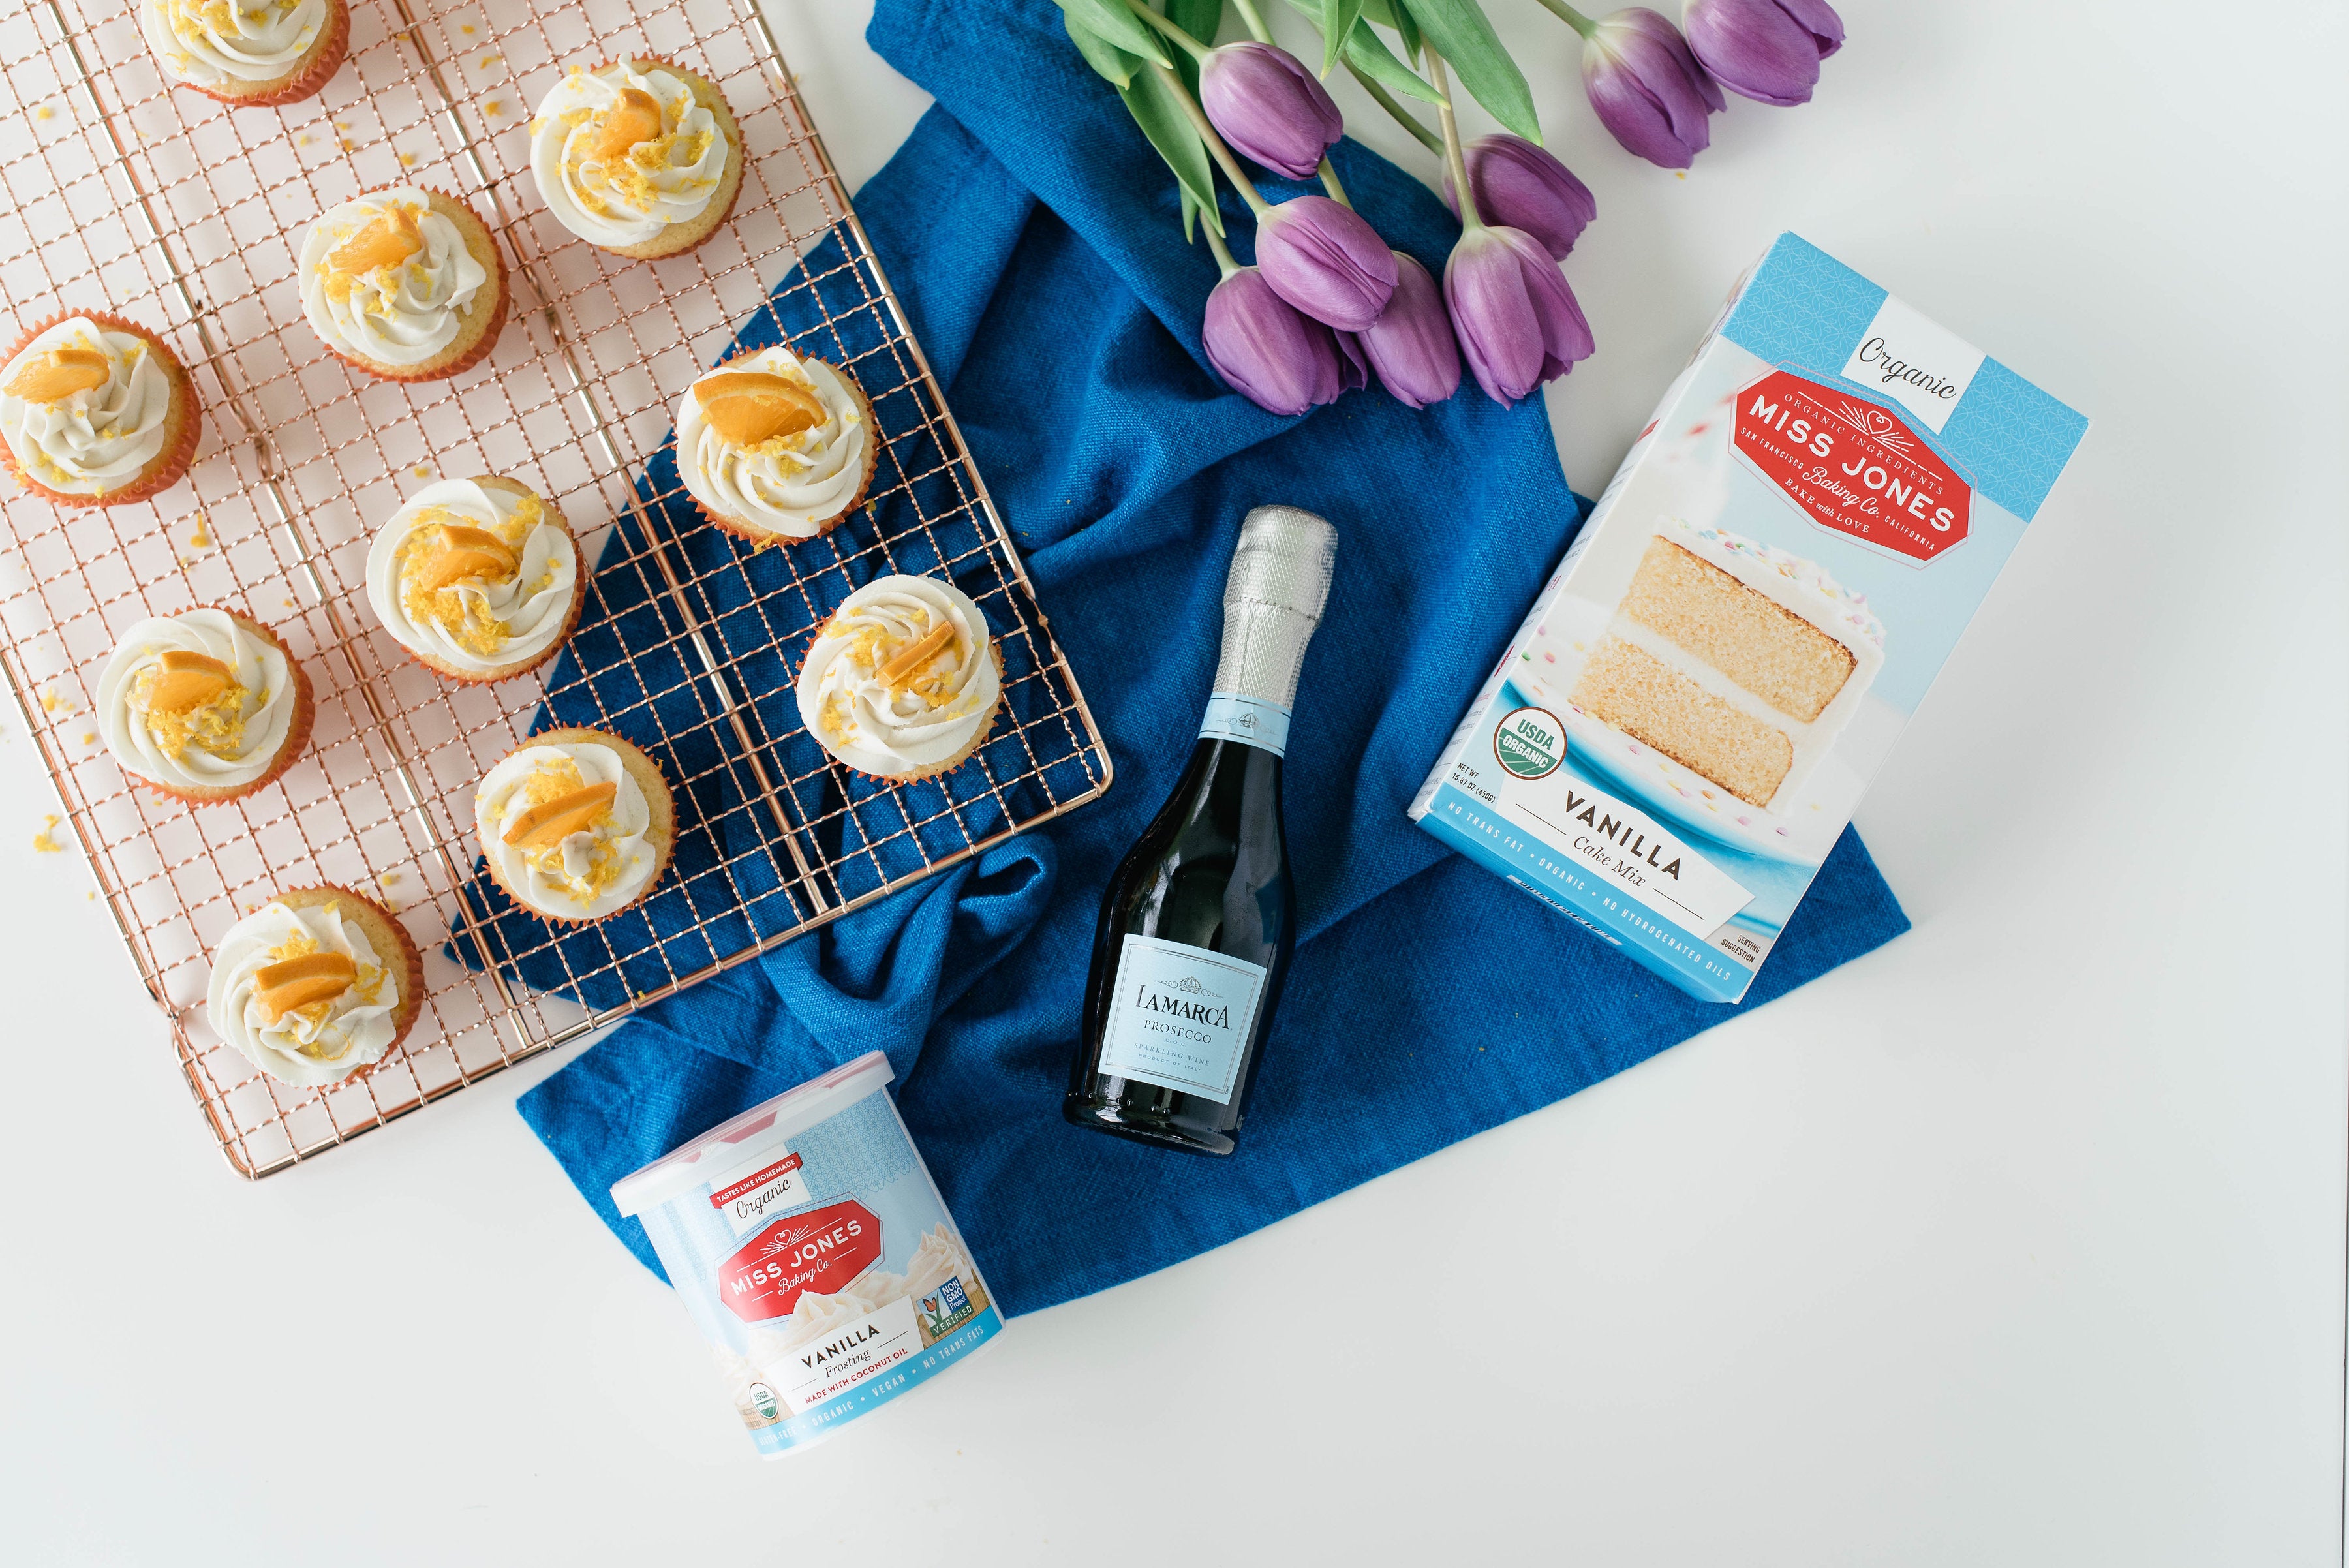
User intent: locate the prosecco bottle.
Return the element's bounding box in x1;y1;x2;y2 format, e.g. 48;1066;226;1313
1064;506;1338;1156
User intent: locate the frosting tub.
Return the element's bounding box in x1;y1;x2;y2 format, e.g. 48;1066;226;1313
611;1052;1003;1458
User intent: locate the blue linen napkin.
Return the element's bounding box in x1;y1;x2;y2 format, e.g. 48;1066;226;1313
513;0;1911;1315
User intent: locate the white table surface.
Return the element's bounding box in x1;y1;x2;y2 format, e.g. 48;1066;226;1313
5;1;2342;1562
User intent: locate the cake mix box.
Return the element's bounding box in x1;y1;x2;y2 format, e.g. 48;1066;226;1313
1409;233;2089;1003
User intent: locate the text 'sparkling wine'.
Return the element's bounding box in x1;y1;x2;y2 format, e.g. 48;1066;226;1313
1064;506;1338;1156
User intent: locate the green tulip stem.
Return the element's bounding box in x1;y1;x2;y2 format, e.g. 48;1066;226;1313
1156;62;1274;217
1528;0;1599;40
1318;157;1352;207
1231;0;1274;44
1425;49;1482;231
1347;61;1445;155
1120;0;1210;61
1202;218;1242;280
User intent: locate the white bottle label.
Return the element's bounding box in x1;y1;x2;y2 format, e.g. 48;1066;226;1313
1199;692;1291;757
1097;934;1270;1105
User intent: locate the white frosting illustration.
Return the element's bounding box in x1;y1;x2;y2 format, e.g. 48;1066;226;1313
95;608;299;792
530;61;729;249
474;740;661;919
141;0;326;87
793;576;999;776
714;1223;982;1419
206;898;401;1088
365;478;576;674
0;317;174;497
674;346;868;538
299;187;490;369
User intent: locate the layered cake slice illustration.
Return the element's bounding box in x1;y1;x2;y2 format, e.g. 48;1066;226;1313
1570;519;1885;810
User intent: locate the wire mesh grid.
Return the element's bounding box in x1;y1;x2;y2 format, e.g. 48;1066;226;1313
0;0;1110;1177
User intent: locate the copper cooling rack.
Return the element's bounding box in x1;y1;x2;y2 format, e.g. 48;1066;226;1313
0;0;1111;1176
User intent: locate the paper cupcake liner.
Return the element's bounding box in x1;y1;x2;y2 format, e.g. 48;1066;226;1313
478;726;678;928
397;480;587;685
310;187;510;385
0;308;203;509
590;55;746;262
176;0;350;108
797;637;1004;786
688;354;876;546
135;606;316;806
272;882;427;1076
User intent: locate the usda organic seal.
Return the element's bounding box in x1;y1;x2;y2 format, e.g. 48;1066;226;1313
1494;705;1565;779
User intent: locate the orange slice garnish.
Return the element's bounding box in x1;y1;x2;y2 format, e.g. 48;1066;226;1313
878;621;956;688
328;208;424;277
414;523;519;592
694;370;825;448
254;950;357;1021
147;649;235;715
5;345;111;403
502;780;617;848
595;87;666;159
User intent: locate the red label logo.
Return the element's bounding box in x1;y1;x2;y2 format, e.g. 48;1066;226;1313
717;1200;881;1325
1730;370;1971;562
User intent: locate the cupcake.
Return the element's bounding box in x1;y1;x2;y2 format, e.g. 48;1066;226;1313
794;576;1001;782
673;346;873;543
205;885;421;1089
529;57;743;260
140;0;349;107
298;187;507;382
366;475;582;683
474;728;674;924
95;606;313;803
0;312;200;506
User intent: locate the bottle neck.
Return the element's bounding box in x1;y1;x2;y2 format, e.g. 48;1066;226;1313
1199;597;1319;760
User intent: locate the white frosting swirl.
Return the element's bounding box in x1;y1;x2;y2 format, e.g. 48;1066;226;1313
675;346;869;538
140;0;325;87
299;188;490;369
96;608;300;792
475;741;662;920
365;478;577;675
206;898;401;1088
530;61;730;249
0;317;174;497
794;576;998;776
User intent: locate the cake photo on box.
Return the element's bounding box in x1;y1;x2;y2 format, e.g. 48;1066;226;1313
1569;517;1886;812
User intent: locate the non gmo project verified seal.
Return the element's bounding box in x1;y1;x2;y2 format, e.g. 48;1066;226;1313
921;1276;975;1339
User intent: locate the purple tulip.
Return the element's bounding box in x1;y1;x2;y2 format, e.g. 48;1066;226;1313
1254;194;1400;332
1199;42;1345;181
1684;0;1844;107
1334;328;1369;393
1442;135;1597;262
1359;253;1460;409
1579;8;1723;170
1203;266;1348;416
1444;226;1595;408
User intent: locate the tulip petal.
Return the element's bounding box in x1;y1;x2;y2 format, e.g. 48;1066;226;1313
1359;253;1460;409
1255;195;1400;332
1203;267;1345;416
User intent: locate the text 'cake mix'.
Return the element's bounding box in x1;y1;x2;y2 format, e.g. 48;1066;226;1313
611;1051;1002;1458
1411;233;2090;1003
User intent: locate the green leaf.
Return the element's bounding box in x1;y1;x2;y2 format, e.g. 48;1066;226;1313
1166;0;1220;94
1321;0;1366;75
1342;13;1440;101
1121;65;1225;238
1394;0;1538;141
1359;0;1420;62
1053;0;1173;70
1181;185;1199;243
1062;9;1144;88
1165;0;1223;46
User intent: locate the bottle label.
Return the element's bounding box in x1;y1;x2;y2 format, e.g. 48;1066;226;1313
1097;934;1270;1105
1198;692;1291;758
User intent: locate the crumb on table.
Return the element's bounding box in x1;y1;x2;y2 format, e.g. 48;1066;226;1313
32;814;63;853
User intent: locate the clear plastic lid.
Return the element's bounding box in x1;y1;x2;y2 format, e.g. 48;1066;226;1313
608;1050;895;1217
